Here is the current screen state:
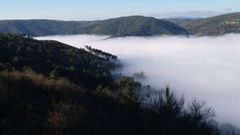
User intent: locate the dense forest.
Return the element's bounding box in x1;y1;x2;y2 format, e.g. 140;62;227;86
0;34;219;135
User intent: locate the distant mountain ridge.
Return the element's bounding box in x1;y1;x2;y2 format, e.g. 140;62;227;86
168;12;240;36
0;16;189;37
1;13;240;37
0;20;97;36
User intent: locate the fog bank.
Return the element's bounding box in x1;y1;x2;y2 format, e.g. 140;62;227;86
37;34;240;127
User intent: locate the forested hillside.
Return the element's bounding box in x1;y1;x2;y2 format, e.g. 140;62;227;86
168;12;240;36
0;34;219;135
2;13;240;37
0;16;189;37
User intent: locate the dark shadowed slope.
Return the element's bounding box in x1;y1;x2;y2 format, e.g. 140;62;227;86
0;16;189;37
0;34;117;89
0;34;219;135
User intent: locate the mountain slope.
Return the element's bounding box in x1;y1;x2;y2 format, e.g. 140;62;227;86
85;16;189;36
0;34;219;135
3;13;240;37
0;16;189;37
166;18;195;29
172;12;240;36
0;34;117;88
0;20;97;36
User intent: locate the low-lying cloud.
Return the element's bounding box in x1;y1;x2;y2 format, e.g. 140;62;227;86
37;34;240;127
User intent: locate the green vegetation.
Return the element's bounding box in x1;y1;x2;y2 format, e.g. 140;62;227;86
85;46;117;61
85;16;189;36
0;16;189;37
168;12;240;36
0;34;219;135
0;34;117;89
2;13;240;37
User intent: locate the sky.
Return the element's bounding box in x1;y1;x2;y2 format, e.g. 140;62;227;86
0;0;239;20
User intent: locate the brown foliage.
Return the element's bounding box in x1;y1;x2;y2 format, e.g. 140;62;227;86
0;71;84;92
47;100;88;135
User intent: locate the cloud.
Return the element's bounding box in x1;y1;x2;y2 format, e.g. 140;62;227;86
37;34;240;127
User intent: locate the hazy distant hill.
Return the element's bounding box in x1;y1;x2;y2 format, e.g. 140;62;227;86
168;12;240;36
166;18;195;29
0;20;97;36
0;16;189;37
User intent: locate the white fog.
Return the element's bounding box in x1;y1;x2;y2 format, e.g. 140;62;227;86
37;34;240;127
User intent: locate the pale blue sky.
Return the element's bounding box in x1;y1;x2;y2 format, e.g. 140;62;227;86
0;0;239;20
